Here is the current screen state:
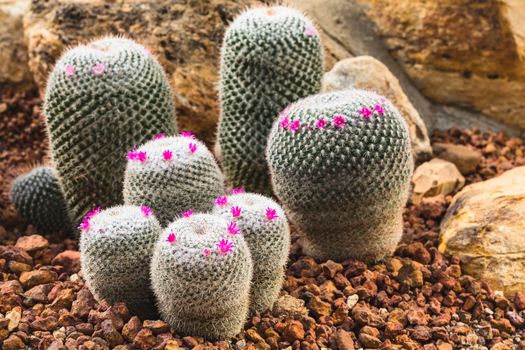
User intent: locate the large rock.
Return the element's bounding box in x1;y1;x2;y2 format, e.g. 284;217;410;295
411;158;465;204
439;166;525;297
0;0;32;87
323;56;432;161
356;0;525;132
23;0;262;144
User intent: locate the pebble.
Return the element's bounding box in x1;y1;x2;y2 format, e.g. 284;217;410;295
272;295;308;317
19;270;56;289
15;235;49;253
282;320;305;342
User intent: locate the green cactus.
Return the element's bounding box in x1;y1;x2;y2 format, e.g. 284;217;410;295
213;192;290;312
217;6;324;195
123;134;225;227
266;89;413;262
44;37;177;226
150;213;252;340
79;205;161;319
10;165;71;233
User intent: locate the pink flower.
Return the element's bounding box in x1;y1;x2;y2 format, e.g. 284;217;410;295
374;104;384;115
166;233;176;243
359;107;372;119
279;116;290;129
214;196;228;206
231;206;242;218
153;133;165;140
289;120;301;132
227;221;240;235
86;207;101;219
266;207;278;220
64;64;75;77
188;143;197;154
332;115;346;128
181;209;193;218
180;131;195;139
315;118;327;129
304;24;317;37
92;63;106;76
216;239;234;255
202;248;211;257
78;218;90;231
136;151;147;163
231;187;244;195
127;147;138;161
140;206;153;217
163;150;173;161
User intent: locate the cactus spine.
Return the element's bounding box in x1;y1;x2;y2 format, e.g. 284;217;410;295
44;37;177;226
217;6;324;195
266;89;413;262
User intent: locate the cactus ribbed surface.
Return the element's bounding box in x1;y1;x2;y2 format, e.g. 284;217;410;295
44;37;177;226
10;166;71;233
266;89;413;262
151;213;252;340
79;205;161;319
213;193;290;312
218;6;324;195
123;135;225;227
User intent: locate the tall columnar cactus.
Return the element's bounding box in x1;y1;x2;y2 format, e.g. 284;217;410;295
266;90;414;262
10;166;71;233
44;37;177;226
150;213;252;340
213;192;290;312
217;6;324;195
79;205;161;319
123;134;226;226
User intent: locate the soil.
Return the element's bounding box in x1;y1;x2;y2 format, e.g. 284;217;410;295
0;87;524;350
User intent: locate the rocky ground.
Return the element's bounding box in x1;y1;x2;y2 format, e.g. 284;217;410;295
1;88;525;350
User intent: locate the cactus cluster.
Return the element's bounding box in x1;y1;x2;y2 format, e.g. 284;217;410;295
150;213;253;340
44;37;177;226
79;205;161;319
217;6;324;195
124;134;225;227
213;193;290;312
10;166;71;233
266;89;413;262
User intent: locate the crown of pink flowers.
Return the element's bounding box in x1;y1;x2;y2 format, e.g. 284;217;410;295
216;239;234;255
180;131;195;139
128;148;147;163
214;196;228;206
231;206;242;218
166;233;176;243
181;209;193;218
153;133;166;140
266;207;278;220
227;221;241;235
78;207;102;231
140;206;153;217
231;187;244;195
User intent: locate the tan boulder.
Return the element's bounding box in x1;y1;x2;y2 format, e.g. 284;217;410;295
432;143;482;175
439;166;525;297
411;159;465;204
323;56;432;161
356;0;525;132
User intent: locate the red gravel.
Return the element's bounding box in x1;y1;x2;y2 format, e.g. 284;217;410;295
1;88;524;349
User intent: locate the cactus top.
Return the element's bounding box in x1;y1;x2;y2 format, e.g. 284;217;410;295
78;205;157;236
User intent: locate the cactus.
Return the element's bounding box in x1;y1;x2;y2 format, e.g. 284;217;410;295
266;89;413;262
213;192;290;312
150;213;252;340
44;37;177;226
123;134;226;227
217;6;324;195
79;205;161;319
10;165;71;233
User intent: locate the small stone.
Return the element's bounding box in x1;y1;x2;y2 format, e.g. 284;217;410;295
133;328;156;349
48;288;74;311
31;315;58;331
334;329;355;350
346;294;359;309
23;283;53;304
307;296;332;317
122;316;142;342
436;343;453;350
385;321;404;338
411;158;465;204
359;333;382;348
352;303;384;327
2;334;24;350
100;319;124;347
71;289;96;319
15;235;49;253
143;319;170;334
8;261;32;274
246;328;265;343
411;326;431;342
282;320;305;342
166;340;183;350
19;270;56;289
407;307;428;326
321;260;344;278
491;318;515;334
385;258;403;275
52;251;81;273
514;292;525;310
397;259;424;288
272;295;308;317
432;142;481;174
5;306;21;331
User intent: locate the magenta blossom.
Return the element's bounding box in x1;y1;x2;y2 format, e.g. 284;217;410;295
202;248;211;257
140;206;153;217
78;218;90;231
374;104;384;115
231;187;244;195
188;143;197;154
127;147;138;161
64;64;75;77
304;24;317;37
279;116;290;129
332;115;346;128
216;239;234;255
153;133;165;140
163;150;173;161
227;221;241;235
92;63;106;76
136;151;147;163
166;233;176;243
214;196;228;206
315;118;327;129
181;209;193;218
266;207;278;220
231;206;242;218
359;107;372;119
289;120;301;132
180;131;195;139
86;207;101;219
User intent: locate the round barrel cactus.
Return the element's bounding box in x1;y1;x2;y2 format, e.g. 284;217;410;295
10;165;71;233
79;205;161;319
124;134;225;227
217;5;324;195
266;89;413;262
150;213;252;340
44;37;177;226
213;192;290;312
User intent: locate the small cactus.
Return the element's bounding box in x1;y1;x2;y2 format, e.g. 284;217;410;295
79;205;161;319
266;89;413;262
217;5;324;195
213;192;290;312
10;165;71;233
150;213;252;340
44;37;177;227
123;134;226;226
